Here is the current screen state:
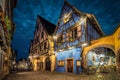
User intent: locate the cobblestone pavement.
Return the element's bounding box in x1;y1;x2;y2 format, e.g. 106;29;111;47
2;71;120;80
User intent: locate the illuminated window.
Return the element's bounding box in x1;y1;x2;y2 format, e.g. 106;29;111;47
58;60;64;67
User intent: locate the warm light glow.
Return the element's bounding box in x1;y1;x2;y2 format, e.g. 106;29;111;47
28;55;32;59
59;49;63;52
63;10;72;23
53;36;57;40
5;57;7;60
69;46;74;49
79;16;86;25
82;43;88;47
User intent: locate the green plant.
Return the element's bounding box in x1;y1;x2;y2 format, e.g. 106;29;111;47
5;16;12;41
5;16;11;31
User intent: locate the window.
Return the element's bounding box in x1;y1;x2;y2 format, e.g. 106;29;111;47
39;46;41;51
57;35;63;46
58;60;64;67
37;36;39;42
41;32;44;39
70;28;77;41
44;42;46;50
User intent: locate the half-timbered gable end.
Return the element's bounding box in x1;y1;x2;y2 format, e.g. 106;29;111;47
54;1;104;51
31;15;56;71
37;15;56;55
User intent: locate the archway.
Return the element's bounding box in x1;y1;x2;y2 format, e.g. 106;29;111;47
45;57;51;71
86;47;116;73
117;49;120;72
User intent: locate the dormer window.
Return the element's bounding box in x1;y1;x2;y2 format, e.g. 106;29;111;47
41;32;44;39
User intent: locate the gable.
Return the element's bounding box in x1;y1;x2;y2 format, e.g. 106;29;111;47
56;1;83;35
56;1;104;36
37;15;56;36
58;1;73;28
37;17;48;41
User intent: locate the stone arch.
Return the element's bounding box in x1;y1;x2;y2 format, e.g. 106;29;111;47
83;45;116;73
83;44;115;56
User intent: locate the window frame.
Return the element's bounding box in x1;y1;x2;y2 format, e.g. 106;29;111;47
41;32;44;39
69;27;78;42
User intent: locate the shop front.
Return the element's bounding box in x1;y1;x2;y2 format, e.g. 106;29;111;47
86;47;116;74
55;47;82;74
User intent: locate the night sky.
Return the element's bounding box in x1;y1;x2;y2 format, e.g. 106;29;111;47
12;0;120;61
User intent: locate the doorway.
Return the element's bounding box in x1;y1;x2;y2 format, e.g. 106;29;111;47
45;57;51;71
66;59;73;73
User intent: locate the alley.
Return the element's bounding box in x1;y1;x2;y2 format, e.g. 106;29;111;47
2;71;120;80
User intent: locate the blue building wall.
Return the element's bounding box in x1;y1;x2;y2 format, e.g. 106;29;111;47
55;47;82;74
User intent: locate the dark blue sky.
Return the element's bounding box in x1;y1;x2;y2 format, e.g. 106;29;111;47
12;0;120;60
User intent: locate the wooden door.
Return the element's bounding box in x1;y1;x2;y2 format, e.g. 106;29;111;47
67;59;73;73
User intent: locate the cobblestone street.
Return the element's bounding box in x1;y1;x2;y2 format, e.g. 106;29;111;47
2;71;120;80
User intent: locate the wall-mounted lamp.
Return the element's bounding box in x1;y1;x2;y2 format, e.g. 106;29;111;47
82;42;88;47
53;36;57;40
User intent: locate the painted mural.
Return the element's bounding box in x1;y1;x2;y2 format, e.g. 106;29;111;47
86;47;116;73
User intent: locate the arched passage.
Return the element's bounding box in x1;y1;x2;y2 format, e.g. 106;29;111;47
85;47;116;73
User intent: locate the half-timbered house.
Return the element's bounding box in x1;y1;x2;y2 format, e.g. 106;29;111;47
31;15;56;71
54;1;104;74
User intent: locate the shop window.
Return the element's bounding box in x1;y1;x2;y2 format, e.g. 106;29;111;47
58;60;64;67
41;32;44;39
70;28;77;41
76;60;81;67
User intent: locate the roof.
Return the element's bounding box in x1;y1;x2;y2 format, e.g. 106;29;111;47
86;14;104;36
65;1;104;36
37;15;56;35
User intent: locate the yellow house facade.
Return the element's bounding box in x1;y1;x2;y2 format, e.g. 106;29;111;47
114;25;120;72
28;15;56;72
